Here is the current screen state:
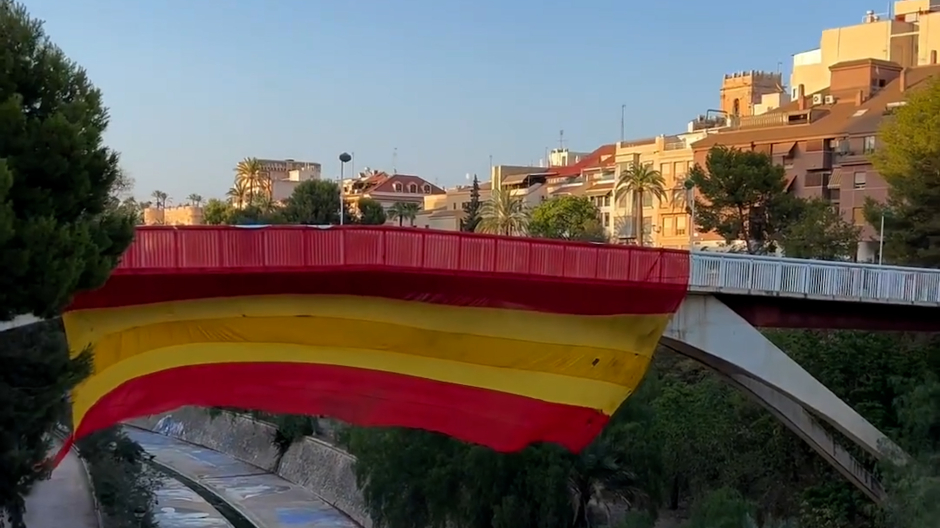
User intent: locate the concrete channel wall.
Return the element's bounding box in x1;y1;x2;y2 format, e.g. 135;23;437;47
130;407;372;527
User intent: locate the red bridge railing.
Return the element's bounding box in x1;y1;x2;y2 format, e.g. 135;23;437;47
118;226;690;286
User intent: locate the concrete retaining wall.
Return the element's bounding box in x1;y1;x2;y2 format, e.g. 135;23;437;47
129;407;371;527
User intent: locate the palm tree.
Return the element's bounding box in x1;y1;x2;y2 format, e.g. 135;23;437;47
476;188;528;236
615;164;666;246
227;180;250;208
388;202;421;226
187;193;203;207
234;157;266;203
150;190;168;209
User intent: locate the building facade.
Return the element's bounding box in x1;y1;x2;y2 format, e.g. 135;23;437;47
343;170;445;224
693;59;940;261
142;205;204;226
789;1;940;97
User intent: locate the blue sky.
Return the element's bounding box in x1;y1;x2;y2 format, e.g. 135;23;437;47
27;0;876;202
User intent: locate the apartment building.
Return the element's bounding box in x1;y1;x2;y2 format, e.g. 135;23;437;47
343;170;445;224
414;181;494;230
790;1;940;97
692;58;940;261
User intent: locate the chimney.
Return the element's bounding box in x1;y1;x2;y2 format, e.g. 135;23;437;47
797;84;806;110
900;68;907;92
931;50;938;64
856;89;865;106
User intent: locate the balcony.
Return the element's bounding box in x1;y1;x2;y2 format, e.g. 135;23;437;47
834;150;871;166
802;150;832;170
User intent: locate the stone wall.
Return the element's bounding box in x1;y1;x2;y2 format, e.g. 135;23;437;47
129;407;371;527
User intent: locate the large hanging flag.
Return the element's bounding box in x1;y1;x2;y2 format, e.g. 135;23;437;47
55;226;689;463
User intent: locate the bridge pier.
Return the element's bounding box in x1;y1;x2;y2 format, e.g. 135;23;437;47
662;294;900;502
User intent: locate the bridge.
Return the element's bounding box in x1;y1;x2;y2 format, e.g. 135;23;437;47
6;225;940;509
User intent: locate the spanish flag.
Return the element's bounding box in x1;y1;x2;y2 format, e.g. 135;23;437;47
56;226;688;462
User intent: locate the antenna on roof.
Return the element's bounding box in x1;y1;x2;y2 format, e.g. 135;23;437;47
558;130;565;150
392;147;397;174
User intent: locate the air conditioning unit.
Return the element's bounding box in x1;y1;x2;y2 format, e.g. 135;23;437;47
812;93;824;105
824;95;835;104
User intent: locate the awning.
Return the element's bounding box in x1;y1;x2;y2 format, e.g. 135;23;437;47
500;174;528;185
774;142;796;156
754;144;772;155
784;173;797;190
827;172;842;189
584;184;614;196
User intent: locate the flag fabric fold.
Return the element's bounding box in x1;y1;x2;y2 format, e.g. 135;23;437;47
54;226;690;462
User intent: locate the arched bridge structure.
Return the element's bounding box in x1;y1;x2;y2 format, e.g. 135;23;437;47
7;226;940;503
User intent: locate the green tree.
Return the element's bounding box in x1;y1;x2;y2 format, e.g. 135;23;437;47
615;164;666;246
357;197;387;225
186;193;203;207
0;2;137;522
388;202;420;227
150;190;168;209
689;146;798;254
202;198;234;225
460;175;483;232
281;179;349;225
778;198;860;260
476;189;528;236
234;157;266;204
865;77;940;267
528;195;606;242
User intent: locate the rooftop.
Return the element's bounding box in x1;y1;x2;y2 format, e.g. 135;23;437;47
693;62;940;149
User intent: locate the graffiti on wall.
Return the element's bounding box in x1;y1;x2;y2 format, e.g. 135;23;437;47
155;415;185;437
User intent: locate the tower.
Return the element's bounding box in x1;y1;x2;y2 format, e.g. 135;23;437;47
720;70;785;118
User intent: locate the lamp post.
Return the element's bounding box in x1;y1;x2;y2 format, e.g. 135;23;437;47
684;178;696;250
338;152;351;225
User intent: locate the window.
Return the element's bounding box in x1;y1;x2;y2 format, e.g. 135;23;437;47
863;136;876;153
642;193;653;207
674;162;685;176
854;171;866;189
603;194;611;207
837;138;850;153
393;183;402;192
686;161;694;172
642;216;653;235
423;184;432;193
660;163;671;175
664;216;675;236
408;183;418;193
733;98;740;116
676;215;687;236
852;207;865;225
603;213;610;227
805;172;824;187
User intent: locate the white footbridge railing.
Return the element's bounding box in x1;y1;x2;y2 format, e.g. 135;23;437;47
690;252;940;306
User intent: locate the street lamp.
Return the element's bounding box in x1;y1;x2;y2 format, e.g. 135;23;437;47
338;152;351;225
684;178;696;250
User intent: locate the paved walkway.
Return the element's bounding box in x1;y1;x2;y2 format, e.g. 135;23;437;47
23;441;98;528
126;428;358;528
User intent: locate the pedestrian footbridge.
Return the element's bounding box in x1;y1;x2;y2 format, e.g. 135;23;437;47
5;227;938;504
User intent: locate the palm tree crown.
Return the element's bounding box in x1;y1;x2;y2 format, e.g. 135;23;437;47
234;157;271;203
388;202;421;226
476;189;529;236
615;164;666;245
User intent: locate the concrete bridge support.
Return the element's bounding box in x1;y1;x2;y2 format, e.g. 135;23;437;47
662;294;899;502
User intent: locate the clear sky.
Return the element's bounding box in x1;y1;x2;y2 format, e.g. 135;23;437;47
26;0;878;202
